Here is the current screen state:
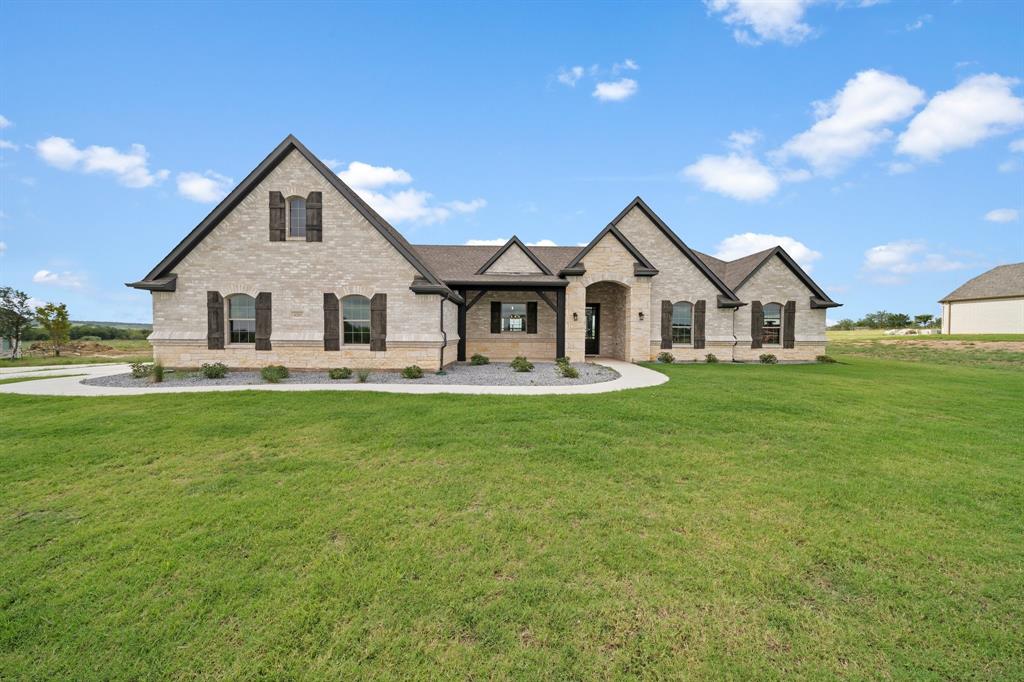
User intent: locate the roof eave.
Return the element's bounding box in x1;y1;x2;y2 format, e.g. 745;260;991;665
125;274;177;292
810;296;841;309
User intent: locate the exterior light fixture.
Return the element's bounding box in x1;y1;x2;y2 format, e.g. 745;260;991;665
638;311;645;321
573;312;578;321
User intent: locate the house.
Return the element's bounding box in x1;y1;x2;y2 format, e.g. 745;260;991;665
939;263;1024;334
128;136;840;370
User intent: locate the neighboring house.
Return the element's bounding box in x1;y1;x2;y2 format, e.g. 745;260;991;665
939;263;1024;334
128;136;840;369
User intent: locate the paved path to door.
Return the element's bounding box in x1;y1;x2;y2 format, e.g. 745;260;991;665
0;359;667;397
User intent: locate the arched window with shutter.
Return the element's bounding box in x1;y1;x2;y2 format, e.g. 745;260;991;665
762;302;783;345
343;295;371;345
227;294;256;344
672;301;693;345
288;196;306;238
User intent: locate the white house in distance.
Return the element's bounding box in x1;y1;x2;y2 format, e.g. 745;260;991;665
939;263;1024;334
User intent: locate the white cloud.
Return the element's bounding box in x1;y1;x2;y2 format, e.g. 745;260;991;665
905;14;931;31
445;198;487;214
176;170;233;203
682;153;779;200
557;66;585;87
888;161;915;175
705;0;814;46
0;241;6;255
0;140;17;151
998;159;1021;173
337;160;413;189
713;232;822;271
612;59;639;73
465;238;508;246
592;78;638;102
35;137;169;188
727;129;761;151
527;239;558;247
0;115;10;129
779;69;925;174
862;240;966;283
32;269;85;288
1010;138;1024;153
984;208;1019;223
897;74;1024;160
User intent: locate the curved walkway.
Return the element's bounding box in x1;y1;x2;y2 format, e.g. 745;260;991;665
0;359;667;397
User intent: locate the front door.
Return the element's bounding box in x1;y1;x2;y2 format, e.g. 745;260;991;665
585;304;600;355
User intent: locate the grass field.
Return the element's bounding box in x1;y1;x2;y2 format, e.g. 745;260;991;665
827;331;1024;370
0;339;152;368
1;344;1021;678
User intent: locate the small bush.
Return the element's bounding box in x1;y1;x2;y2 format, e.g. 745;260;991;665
79;335;102;342
657;352;674;364
559;364;580;379
435;370;447;376
152;362;164;383
130;362;152;379
261;365;289;383
705;353;719;364
356;369;371;383
555;356;571;366
759;353;778;365
201;362;228;379
329;367;352;380
816;354;837;364
510;356;534;372
401;365;424;379
470;354;490;366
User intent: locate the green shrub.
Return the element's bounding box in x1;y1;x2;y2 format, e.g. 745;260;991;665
559;364;580;378
705;353;719;364
356;369;371;383
470;353;490;366
510;356;534;372
329;367;352;380
79;335;102;342
435;370;447;376
401;365;424;379
201;362;228;379
816;354;837;364
152;362;164;383
130;362;152;379
261;365;289;383
555;356;571;366
657;352;674;364
759;353;778;365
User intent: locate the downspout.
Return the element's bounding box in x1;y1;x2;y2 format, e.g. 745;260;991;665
439;297;447;369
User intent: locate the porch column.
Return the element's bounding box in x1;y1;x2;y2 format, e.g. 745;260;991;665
555;287;565;359
457;288;467;361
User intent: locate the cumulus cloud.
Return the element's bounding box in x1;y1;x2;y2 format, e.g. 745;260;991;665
36;137;169;188
1010;138;1024;153
888;161;915;175
862;240;966;283
176;170;233;203
0;115;11;129
592;78;638;102
32;269;85;288
727;129;761;151
0;140;18;151
337;161;484;225
905;14;931;31
557;66;585;87
897;74;1024;160
984;208;1019;223
682;153;779;200
336;160;413;188
779;69;925;174
612;58;639;73
446;198;487;214
527;239;559;247
465;238;558;247
705;0;815;46
0;241;6;255
713;232;822;271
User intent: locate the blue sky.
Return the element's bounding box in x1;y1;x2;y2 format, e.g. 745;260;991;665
1;0;1021;323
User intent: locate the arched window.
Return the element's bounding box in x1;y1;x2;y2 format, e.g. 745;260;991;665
227;294;256;344
288;196;306;238
762;303;782;345
672;301;693;345
343;295;371;344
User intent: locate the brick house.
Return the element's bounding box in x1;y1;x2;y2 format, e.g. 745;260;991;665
128;136;840;370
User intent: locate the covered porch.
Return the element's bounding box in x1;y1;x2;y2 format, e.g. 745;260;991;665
454;282;567;362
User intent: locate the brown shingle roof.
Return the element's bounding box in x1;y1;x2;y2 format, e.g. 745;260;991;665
413;245;581;282
940;263;1024;302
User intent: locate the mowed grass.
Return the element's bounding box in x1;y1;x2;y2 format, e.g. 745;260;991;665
0;374;86;385
0;339;152;368
1;354;1022;679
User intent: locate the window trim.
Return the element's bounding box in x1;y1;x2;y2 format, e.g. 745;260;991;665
500;302;528;333
342;294;371;346
287;195;307;240
762;301;783;346
226;293;256;345
672;300;693;346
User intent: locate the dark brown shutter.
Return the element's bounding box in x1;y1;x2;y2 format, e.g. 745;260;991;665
306;191;322;242
255;292;272;350
526;301;538;334
207;291;224;349
751;301;763;349
269;192;286;241
783;300;796;349
370;293;387;351
660;300;672;349
490;301;501;334
693;299;706;350
323;293;339;351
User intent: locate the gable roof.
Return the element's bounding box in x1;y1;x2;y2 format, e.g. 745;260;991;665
560;222;659;277
128;134;449;293
940;263;1024;302
475;236;553;275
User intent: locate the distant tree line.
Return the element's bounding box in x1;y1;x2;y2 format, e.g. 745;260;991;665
21;323;151;342
830;311;940;330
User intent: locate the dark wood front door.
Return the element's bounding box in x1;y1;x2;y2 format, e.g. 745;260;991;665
585;304;600;355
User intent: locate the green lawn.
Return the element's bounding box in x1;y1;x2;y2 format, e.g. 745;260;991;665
0;374;86;385
0;339;152;368
826;331;1024;369
1;352;1021;678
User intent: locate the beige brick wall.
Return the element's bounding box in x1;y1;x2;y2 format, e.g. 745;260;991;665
484;245;543;274
464;290;556;360
148;149;447;369
584;281;627;360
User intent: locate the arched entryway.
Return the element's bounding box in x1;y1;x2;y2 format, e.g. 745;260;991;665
584;281;630;359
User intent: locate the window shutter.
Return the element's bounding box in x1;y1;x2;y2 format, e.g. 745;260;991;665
694;299;706;350
660;300;672;349
783;300;796;349
269;192;286;241
207;291;224;350
490;301;501;334
305;191;322;242
255;292;272;350
323;293;340;351
750;301;763;349
370;293;387;351
526;301;538;334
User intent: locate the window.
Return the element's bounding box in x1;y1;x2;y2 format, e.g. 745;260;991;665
288;196;306;238
672;301;692;345
228;294;256;344
343;295;371;344
501;303;527;332
762;303;782;345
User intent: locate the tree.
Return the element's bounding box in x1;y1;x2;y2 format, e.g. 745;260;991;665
914;314;934;328
890;313;912;329
35;302;71;356
0;287;35;357
831;318;856;330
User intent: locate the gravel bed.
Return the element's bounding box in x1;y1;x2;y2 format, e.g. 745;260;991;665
82;361;619;389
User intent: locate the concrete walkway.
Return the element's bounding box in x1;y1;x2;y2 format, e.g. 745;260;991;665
0;359;667;397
